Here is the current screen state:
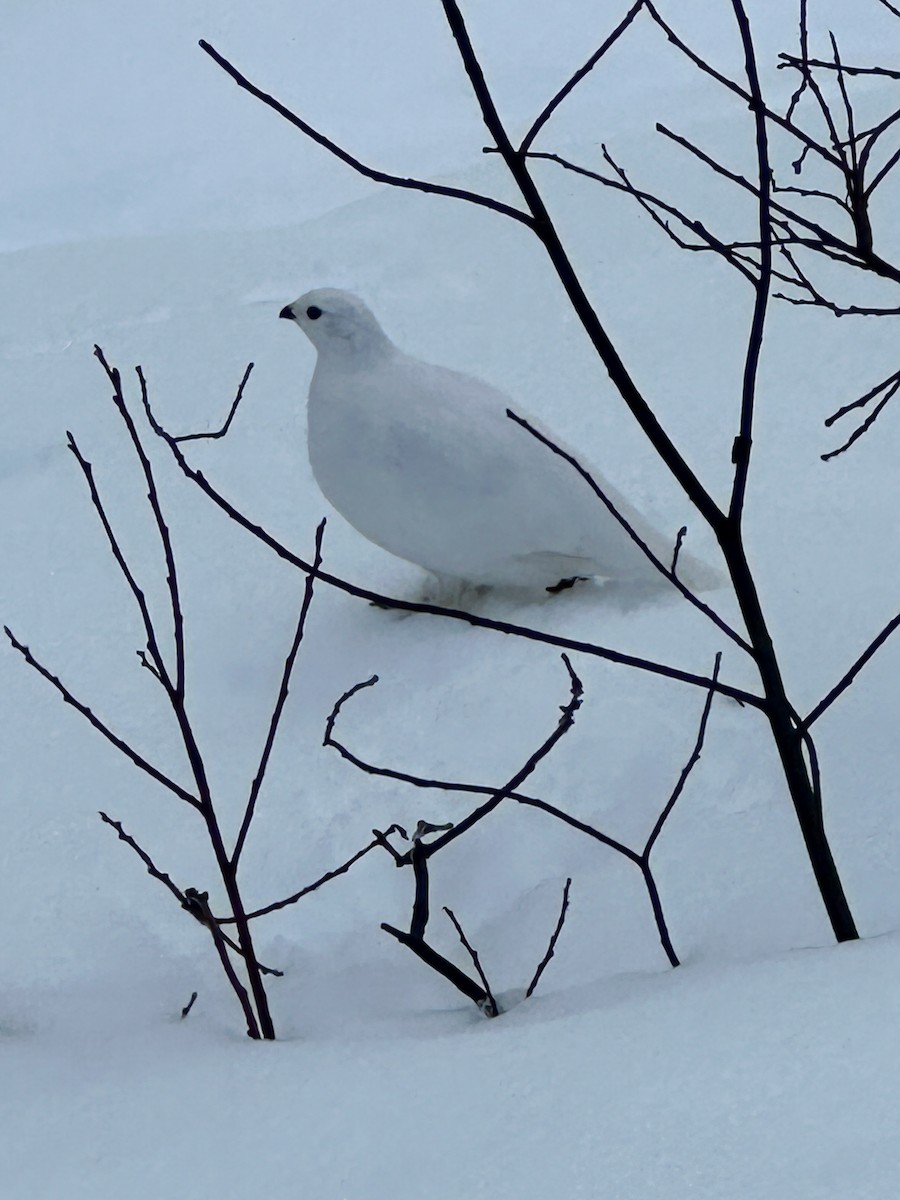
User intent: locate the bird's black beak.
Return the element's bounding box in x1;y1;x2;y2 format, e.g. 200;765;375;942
279;305;295;320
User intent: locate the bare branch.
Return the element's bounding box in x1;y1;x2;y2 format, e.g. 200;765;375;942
644;653;721;858
520;0;646;153
381;923;494;1011
197;40;534;227
222;827;408;921
411;654;584;861
66;431;173;692
671;526;688;575
506;408;749;651
443;907;498;1016
805;609;900;727
323;673;640;862
778;54;900;81
231;519;326;867
825;367;900;425
727;0;775;526
5;626;201;808
94;350;186;701
785;0;811;123
99;814;283;976
821;387;898;460
643;0;844;168
525;878;572;998
174;363;254;444
440;0;726;536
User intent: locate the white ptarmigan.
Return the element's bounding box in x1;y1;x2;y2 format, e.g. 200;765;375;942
279;288;718;594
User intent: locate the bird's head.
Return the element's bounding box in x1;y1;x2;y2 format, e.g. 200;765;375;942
279;288;392;361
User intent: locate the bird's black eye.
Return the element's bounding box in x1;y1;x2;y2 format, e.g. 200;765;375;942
306;305;323;320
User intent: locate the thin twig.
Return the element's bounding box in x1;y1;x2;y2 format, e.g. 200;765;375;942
224;827;407;921
520;0;646;152
323;673;639;861
197;40;534;227
779;54;900;81
231;519;326;867
525;878;572;998
381;923;494;1010
174;363;255;443
671;527;688;576
821;387;898;460
94;350;186;702
443;907;498;1016
727;0;775;526
643;0;844;168
4;627;201;807
184;887;261;1038
804;608;900;727
66;431;173;691
825;367;900;425
98;813;284;976
506;408;749;651
643;653;721;858
411;655;584;861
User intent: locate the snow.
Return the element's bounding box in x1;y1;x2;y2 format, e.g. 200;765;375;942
3;1;900;1196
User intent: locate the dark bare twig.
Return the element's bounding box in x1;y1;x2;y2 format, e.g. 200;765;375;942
5;627;201;808
671;527;688;575
804;608;900;728
821;386;899;460
443;907;498;1016
324;673;638;860
825;367;900;426
410;841;430;940
381;923;495;1010
124;360;276;1036
643;654;720;860
66;430;173;691
95;351;186;701
99;810;189;905
774;247;900;315
405;654;583;863
440;0;726;538
779;54;900;81
515;146;758;283
181;992;198;1019
655;124;900;289
184;887;261;1038
506;408;748;652
785;0;811;124
99;813;283;976
197;40;533;228
231;519;326;867
643;0;844;168
727;0;774;526
322;660;722;969
223;826;408;921
173;363;254;443
519;0;646;153
525;878;572;998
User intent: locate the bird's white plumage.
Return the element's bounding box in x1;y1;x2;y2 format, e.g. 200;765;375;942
280;288;717;593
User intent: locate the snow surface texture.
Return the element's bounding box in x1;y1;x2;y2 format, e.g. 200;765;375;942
282;287;719;594
4;2;900;1198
